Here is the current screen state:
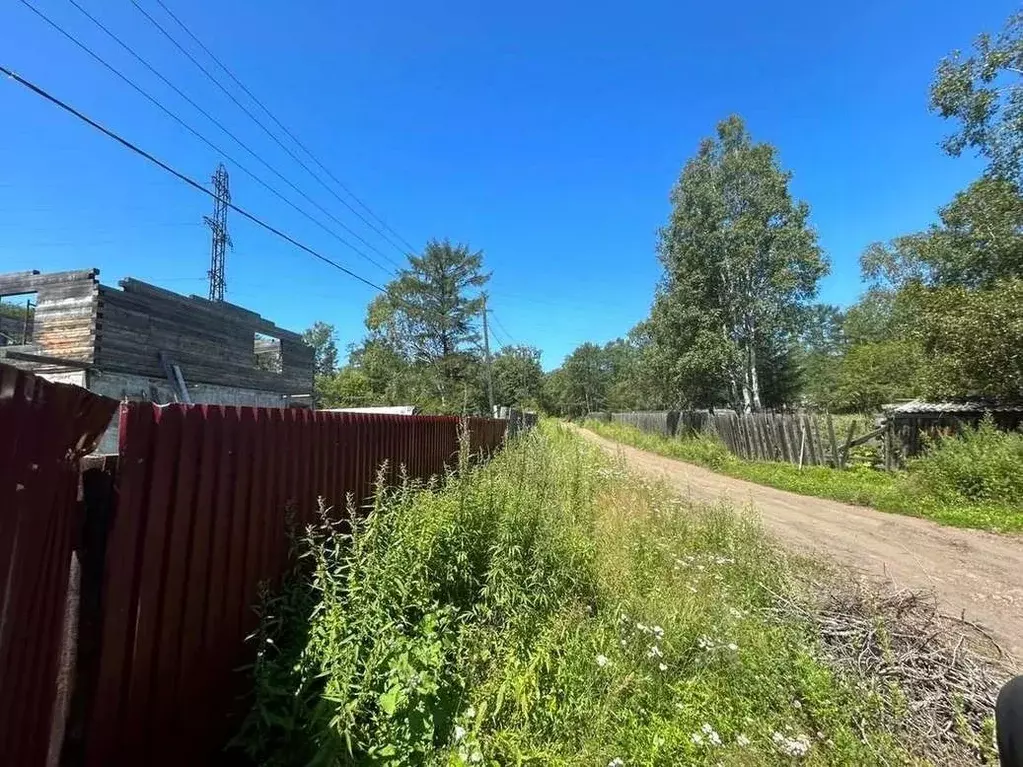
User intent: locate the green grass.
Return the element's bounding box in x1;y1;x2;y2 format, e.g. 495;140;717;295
584;420;1023;534
233;422;993;765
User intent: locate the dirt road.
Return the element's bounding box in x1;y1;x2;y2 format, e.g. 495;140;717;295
577;426;1023;663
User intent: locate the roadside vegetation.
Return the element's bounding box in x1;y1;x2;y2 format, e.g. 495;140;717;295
234;423;998;765
584;419;1023;534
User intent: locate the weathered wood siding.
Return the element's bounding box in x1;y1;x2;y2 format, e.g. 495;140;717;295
0;269;100;364
95;279;313;394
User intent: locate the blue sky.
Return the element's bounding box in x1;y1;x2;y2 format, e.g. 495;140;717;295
0;0;1012;369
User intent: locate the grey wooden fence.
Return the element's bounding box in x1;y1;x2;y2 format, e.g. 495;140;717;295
597;409;880;469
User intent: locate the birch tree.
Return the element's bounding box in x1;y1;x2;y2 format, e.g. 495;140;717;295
653;116;827;411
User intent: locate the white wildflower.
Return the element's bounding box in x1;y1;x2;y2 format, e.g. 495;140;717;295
647;644;663;658
792;699;802;709
727;642;738;652
697;635;715;650
469;749;484;763
658;662;668;671
620;613;629;624
690;732;703;745
653;735;665;747
636;622;648;633
453;725;467;742
736;734;751;747
607;758;625;767
729;607;743;619
464;706;475;719
596;654;609;668
688;585;698;593
651;625;664;639
772;731;811;758
620;638;627;647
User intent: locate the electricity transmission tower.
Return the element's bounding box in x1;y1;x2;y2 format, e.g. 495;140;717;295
204;163;232;301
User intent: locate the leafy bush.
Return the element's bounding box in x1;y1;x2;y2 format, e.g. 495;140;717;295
233;424;966;765
908;419;1023;505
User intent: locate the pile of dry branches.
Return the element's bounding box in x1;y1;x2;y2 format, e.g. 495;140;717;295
772;579;1006;763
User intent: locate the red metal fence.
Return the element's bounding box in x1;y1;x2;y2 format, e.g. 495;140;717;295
82;403;506;766
0;365;117;767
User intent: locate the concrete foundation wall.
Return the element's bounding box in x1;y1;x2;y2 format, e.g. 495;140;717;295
84;370;293;453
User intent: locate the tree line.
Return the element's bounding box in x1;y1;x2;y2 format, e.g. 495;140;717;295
302;239;545;414
304;10;1023;417
547;9;1023;416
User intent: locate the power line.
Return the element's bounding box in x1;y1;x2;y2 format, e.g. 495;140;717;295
0;64;387;293
491;314;520;346
130;0;411;268
21;0;394;276
149;0;419;257
61;0;400;275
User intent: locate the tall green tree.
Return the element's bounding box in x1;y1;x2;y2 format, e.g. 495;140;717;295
558;342;613;415
361;239;489;412
861;177;1023;290
653;115;828;410
492;345;544;408
302;321;339;376
932;10;1023;183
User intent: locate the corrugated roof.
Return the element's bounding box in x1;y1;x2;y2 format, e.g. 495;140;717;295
884;399;1023;414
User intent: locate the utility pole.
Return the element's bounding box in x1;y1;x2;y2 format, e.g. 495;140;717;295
204;163;232;301
481;293;495;413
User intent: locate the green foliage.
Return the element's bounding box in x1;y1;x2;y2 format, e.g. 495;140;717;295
315;367;375;409
303;321;339;377
333;240;493;414
909;279;1023;399
908;419;1023;506
586;420;1023;533
653;115;828;410
235;425;945;765
491;345;544;409
931;9;1023;183
831;340;923;412
862;178;1023;291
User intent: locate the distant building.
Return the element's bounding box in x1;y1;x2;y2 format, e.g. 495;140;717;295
0;268;314;451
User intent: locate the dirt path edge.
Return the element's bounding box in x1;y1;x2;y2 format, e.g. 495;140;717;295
575;425;1023;665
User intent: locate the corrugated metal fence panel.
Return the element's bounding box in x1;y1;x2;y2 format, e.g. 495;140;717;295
85;404;506;766
0;364;117;767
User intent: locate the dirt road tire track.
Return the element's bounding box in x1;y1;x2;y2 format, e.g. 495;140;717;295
576;426;1023;664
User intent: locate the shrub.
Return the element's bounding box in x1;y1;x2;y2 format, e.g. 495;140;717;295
908;418;1023;506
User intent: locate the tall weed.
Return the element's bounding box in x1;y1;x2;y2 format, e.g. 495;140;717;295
235;423;984;765
907;418;1023;505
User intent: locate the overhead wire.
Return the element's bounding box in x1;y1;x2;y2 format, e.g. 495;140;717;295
129;0;411;268
491;313;520;347
22;0;394;276
0;63;387;293
147;0;415;255
149;0;419;255
65;0;400;274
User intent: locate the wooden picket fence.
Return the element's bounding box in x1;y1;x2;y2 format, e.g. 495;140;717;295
602;409;885;469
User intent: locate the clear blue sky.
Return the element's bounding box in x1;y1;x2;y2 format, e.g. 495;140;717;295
0;0;1012;368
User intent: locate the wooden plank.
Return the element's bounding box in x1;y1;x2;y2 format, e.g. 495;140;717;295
826;412;840;468
0;350;92;368
840;419;857;469
0;269;97;294
812;416;826;466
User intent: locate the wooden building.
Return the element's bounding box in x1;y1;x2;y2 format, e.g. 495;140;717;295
883;399;1023;460
0;268;314;450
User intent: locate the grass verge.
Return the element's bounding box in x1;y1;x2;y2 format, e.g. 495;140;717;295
233;422;997;765
583;420;1023;534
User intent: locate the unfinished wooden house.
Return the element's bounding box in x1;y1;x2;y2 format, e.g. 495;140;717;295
0;268;314;451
